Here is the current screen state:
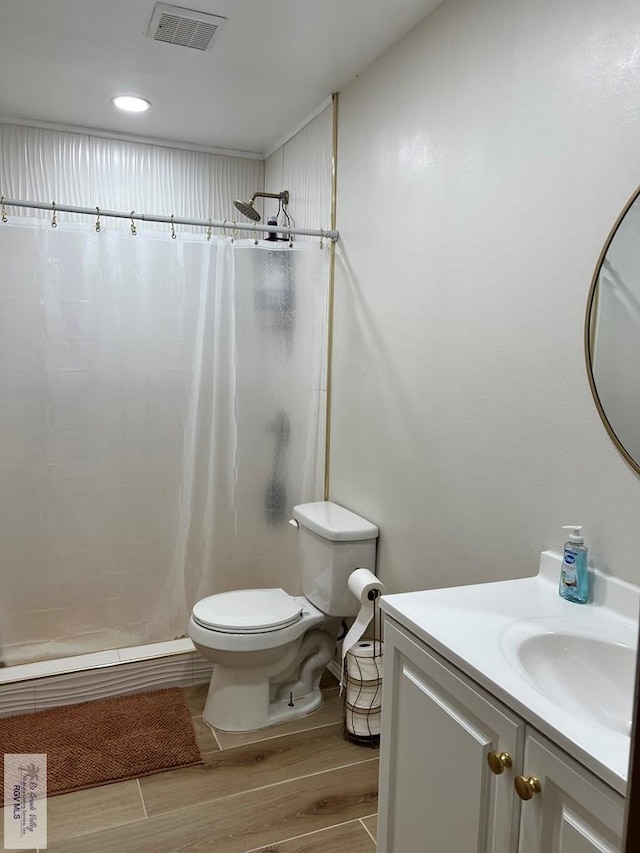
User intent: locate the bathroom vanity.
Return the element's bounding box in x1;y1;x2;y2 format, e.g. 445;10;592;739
377;552;637;853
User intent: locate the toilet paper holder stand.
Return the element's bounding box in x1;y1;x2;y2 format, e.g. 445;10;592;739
342;591;383;749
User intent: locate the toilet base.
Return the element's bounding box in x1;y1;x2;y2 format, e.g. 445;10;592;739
204;679;324;732
201;627;337;732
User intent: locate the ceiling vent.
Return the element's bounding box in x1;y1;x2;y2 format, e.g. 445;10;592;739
146;4;227;51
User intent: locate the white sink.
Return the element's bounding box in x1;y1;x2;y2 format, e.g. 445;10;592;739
513;631;635;735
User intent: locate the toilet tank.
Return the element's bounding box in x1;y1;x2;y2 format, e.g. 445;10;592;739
292;501;378;617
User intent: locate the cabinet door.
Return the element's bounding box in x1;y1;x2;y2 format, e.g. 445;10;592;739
378;619;525;853
518;731;624;853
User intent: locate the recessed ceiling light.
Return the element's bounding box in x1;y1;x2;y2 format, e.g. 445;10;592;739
112;95;152;113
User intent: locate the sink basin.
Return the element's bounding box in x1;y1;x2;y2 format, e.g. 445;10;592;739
512;632;635;735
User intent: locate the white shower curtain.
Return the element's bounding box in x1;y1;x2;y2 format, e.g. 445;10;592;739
0;220;327;664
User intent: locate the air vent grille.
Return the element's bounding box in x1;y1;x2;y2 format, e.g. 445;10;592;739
147;4;226;51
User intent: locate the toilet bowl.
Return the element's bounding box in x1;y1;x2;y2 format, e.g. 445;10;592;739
189;590;339;731
188;501;378;732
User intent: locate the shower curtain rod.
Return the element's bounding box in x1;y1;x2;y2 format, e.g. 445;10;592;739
0;197;339;241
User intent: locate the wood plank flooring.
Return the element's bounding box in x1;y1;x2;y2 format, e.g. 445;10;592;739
21;675;379;852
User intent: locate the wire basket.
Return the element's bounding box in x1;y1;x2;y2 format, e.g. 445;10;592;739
343;637;383;747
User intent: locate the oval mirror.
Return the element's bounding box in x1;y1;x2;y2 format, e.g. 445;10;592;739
585;185;640;476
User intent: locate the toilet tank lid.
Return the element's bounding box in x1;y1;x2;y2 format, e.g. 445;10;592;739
293;501;378;541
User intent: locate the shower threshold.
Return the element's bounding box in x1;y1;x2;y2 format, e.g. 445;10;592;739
0;639;212;717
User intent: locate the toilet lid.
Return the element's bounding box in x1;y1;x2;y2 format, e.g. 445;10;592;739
192;588;303;634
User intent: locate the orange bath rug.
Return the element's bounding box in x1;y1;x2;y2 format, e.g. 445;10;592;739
0;687;203;796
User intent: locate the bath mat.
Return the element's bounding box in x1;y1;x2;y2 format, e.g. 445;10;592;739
0;687;203;797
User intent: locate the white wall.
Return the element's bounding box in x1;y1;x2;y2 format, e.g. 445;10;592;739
331;0;640;591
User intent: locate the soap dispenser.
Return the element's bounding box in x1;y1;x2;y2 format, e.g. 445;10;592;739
559;525;589;603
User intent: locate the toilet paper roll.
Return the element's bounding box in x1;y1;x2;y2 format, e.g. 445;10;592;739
340;569;384;690
344;705;382;737
345;679;382;709
347;639;384;681
345;640;383;706
346;640;384;681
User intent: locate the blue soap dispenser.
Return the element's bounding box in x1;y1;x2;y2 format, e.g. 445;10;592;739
559;525;589;603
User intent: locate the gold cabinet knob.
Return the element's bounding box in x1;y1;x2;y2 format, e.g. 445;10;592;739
514;775;542;800
487;751;512;775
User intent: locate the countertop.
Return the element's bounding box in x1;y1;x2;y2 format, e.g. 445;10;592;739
380;551;638;796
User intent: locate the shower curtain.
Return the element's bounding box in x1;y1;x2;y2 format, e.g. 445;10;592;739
0;220;327;665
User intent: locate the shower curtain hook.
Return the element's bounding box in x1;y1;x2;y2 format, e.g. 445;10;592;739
253;225;259;245
207;217;213;241
130;211;137;236
1;195;7;223
319;228;324;250
230;219;238;242
222;218;228;237
170;214;176;240
51;201;58;229
95;207;101;233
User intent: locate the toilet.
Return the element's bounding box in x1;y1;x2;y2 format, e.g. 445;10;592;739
188;501;378;731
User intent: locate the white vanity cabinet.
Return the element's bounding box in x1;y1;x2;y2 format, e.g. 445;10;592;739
378;618;626;853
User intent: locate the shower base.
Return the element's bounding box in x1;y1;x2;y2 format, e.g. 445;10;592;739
0;639;213;717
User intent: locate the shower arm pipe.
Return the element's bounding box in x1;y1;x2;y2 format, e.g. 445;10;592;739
248;190;290;205
0;197;339;241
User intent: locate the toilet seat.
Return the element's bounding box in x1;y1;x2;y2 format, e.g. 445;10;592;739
189;595;328;655
192;588;303;634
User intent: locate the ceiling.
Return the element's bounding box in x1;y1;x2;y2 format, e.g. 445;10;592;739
0;0;442;157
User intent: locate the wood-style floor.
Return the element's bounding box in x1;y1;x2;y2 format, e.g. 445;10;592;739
36;674;379;852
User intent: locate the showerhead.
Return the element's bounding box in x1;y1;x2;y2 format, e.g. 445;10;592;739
233;199;261;222
233;190;290;223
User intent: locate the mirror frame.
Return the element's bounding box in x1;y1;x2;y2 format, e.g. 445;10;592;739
584;182;640;478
